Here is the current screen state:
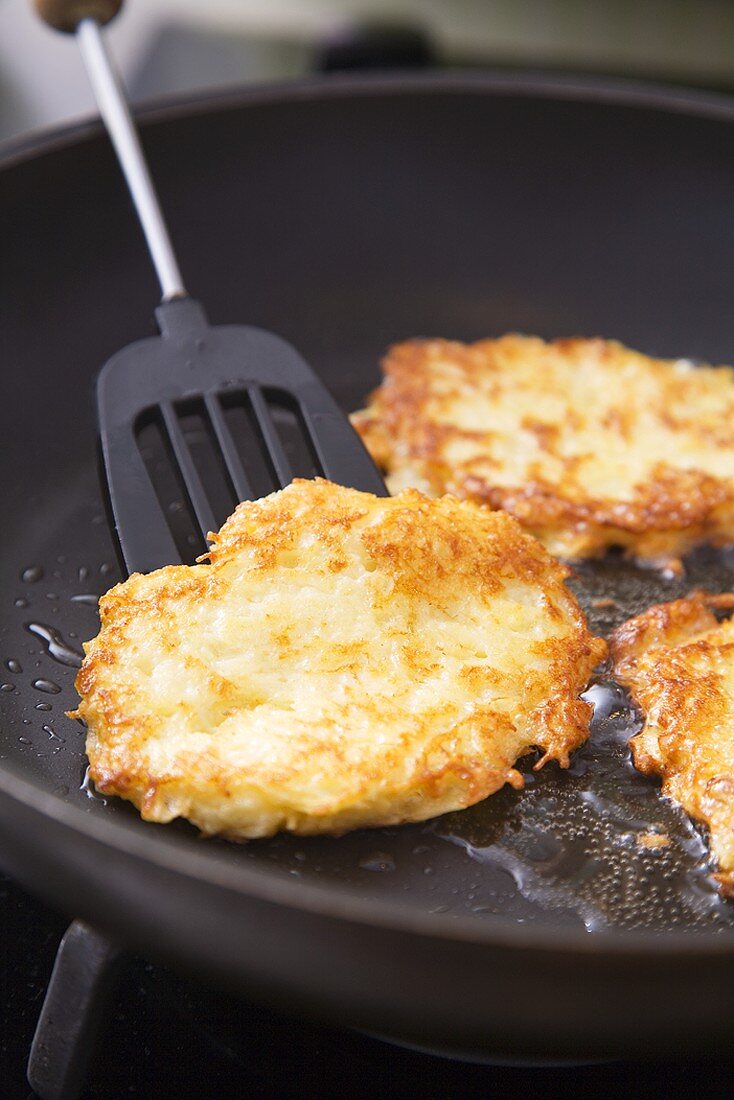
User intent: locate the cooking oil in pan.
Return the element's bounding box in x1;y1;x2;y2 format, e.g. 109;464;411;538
25;623;82;668
20;565;43;584
80;764;107;804
32;678;62;694
434;546;734;935
434;680;722;932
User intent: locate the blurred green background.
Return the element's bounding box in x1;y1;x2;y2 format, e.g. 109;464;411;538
2;0;734;142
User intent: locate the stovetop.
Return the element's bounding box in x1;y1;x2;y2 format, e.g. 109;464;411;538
3;875;734;1099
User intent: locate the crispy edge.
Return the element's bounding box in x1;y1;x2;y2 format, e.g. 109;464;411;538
72;480;606;835
610;591;734;895
352;336;734;559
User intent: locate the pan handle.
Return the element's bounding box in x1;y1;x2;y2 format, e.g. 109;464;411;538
27;920;126;1100
32;0;122;34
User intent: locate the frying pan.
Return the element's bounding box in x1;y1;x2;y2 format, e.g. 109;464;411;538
2;73;734;1066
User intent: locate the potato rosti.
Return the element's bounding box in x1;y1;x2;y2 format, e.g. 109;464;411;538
610;593;734;897
73;479;604;839
352;335;734;560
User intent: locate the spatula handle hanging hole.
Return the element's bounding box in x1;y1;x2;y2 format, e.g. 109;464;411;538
34;0;122;34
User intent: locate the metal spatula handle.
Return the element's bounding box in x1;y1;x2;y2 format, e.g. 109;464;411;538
34;0;186;301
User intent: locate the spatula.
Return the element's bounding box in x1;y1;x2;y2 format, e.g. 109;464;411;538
34;0;386;575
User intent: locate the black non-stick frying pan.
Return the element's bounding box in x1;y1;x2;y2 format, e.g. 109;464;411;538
3;74;734;1067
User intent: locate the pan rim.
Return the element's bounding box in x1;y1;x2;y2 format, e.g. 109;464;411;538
5;67;734;171
1;757;732;957
3;70;734;958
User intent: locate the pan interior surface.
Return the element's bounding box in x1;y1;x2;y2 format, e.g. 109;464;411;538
2;77;734;947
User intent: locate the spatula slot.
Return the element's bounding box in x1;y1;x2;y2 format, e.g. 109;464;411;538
217;390;281;500
263;389;321;482
135;407;207;564
245;386;295;488
172;398;238;532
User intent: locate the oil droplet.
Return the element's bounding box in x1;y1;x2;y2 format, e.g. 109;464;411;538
43;724;64;742
35;702;52;712
32;678;62;695
71;594;98;606
5;659;21;674
81;765;106;804
25;624;82;668
100;562;113;576
20;566;43;584
358;852;396;873
18;736;31;745
1;683;15;692
78;566;89;582
45;592;59;601
14;598;29;609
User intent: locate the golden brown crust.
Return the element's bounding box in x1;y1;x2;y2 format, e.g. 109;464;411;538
352;335;734;560
74;478;605;839
610;592;734;897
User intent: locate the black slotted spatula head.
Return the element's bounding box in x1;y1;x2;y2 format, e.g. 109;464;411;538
100;297;387;576
33;0;386;577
